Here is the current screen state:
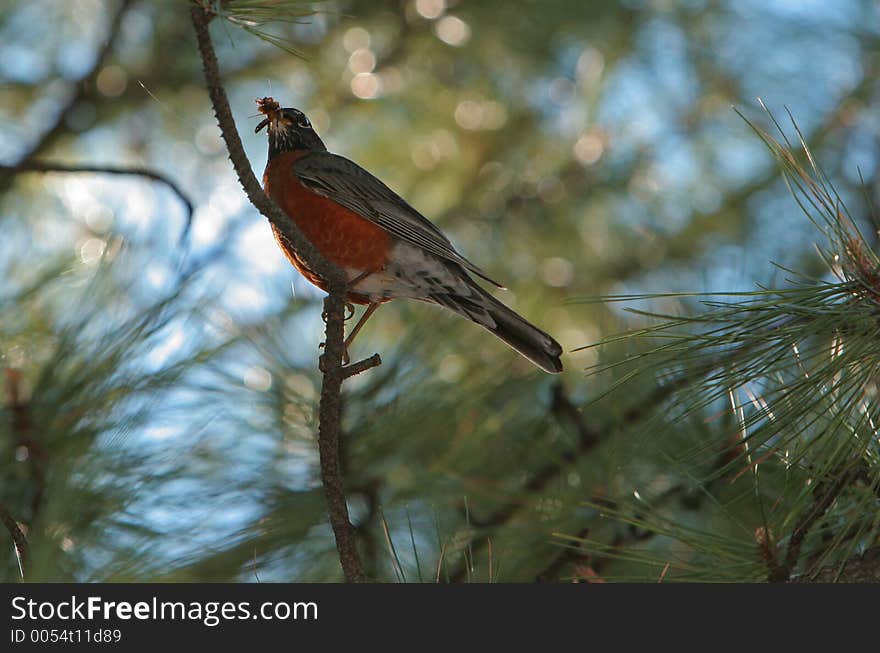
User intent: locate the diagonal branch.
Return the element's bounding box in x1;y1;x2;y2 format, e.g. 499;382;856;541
189;2;370;582
188;6;340;285
449;378;686;582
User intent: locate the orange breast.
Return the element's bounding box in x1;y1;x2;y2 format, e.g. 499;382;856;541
263;150;391;303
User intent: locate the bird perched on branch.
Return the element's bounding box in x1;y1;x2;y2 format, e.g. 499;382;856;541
256;97;563;373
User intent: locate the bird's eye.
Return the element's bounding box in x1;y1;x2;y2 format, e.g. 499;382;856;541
297;116;311;128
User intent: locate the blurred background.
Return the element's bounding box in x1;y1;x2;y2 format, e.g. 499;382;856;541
1;0;878;581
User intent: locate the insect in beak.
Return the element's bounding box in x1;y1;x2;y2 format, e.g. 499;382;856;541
255;96;281;133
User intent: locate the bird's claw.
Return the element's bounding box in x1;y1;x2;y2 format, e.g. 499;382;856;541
317;345;351;371
323;305;355;322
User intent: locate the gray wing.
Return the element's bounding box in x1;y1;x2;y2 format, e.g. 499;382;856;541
292;151;503;287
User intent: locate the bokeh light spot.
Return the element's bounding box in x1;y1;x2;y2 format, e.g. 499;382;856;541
78;237;106;265
351;72;382;99
573;131;605;165
540;257;575;287
454;100;482;130
96;64;127;97
83;205;114;232
348;48;376;74
435;16;470;46
342;26;370;52
415;0;445;20
244;366;273;392
576;47;604;85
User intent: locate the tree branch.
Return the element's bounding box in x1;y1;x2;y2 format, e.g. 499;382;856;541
449;378;685;582
315;291;366;581
341;354;383;380
0;162;194;242
189;2;369;582
189;5;340;285
465;383;602;530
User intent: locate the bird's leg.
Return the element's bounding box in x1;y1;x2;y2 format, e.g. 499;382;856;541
342;302;380;365
338;270;375;364
347;269;372;290
319;271;374;365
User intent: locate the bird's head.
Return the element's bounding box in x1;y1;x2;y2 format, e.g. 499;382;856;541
255;97;326;159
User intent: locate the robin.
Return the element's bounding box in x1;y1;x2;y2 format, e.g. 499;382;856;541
256;97;563;373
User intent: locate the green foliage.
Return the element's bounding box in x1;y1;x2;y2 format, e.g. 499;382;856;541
211;0;322;54
574;111;880;581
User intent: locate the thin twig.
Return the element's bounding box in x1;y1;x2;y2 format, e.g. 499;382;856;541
189;3;370;581
467;383;602;531
0;504;28;578
450;356;731;582
449;382;609;581
0;162;194;243
342;354;383;380
544;467;735;580
435;543;447;583
657;561;671;583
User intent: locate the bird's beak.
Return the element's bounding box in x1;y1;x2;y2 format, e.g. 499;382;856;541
255;117;270;134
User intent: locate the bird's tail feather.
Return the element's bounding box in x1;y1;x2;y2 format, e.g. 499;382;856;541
432;282;564;373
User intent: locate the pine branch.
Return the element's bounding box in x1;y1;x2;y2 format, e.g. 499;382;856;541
190;1;375;582
460;383;601;531
566;108;880;582
537;434;741;582
449;377;687;582
771;463;862;582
